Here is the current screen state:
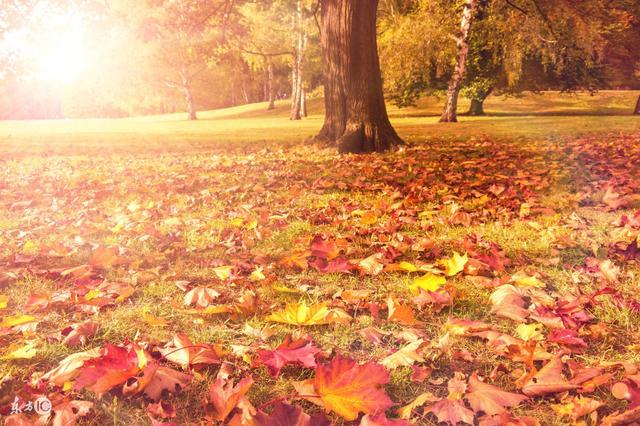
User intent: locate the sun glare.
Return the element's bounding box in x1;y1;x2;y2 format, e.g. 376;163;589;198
35;27;88;85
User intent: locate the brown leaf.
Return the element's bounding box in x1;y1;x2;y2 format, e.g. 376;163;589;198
522;357;579;397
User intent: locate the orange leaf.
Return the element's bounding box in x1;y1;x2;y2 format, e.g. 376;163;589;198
311;355;393;421
522;356;579;397
466;372;527;415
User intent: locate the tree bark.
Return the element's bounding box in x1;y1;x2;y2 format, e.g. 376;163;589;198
467;99;485;116
290;0;307;120
267;58;275;110
300;87;307;117
181;70;197;120
635;95;640;115
315;0;403;153
440;0;477;123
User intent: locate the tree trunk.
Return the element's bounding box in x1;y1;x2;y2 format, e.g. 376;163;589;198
466;86;492;116
267;58;276;110
467;99;485;116
290;0;306;120
181;71;197;120
440;0;477;123
300;87;307;117
315;0;402;153
635;95;640;115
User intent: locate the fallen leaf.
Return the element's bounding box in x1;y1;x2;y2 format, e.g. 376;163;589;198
256;336;320;377
466;372;527;415
522;357;579;396
310;355;393;421
409;273;446;295
253;402;330;426
205;368;254;422
439;252;468;276
380;339;425;370
267;302;351;326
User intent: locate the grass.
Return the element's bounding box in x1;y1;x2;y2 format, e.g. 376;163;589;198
0;91;639;425
0;90;638;157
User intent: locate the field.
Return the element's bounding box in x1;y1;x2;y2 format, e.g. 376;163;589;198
1;91;640;425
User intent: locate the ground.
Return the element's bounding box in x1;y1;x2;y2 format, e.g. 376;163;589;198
0;91;639;425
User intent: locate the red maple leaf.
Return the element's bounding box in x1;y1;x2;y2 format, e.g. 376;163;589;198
255;336;320;377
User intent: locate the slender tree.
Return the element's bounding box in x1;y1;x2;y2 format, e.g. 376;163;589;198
316;0;403;153
289;0;308;120
440;0;477;122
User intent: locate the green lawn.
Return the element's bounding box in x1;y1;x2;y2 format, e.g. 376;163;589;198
0;90;638;157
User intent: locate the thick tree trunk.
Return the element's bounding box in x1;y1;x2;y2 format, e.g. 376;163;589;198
440;0;477;123
466;86;492;116
267;58;275;110
290;0;306;120
315;0;402;153
467;99;485;116
181;71;197;120
635;95;640;115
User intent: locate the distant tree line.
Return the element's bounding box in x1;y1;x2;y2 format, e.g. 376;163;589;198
0;0;639;151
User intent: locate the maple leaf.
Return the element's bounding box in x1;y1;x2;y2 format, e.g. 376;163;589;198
311;235;341;259
160;333;220;369
424;373;474;425
255;335;320;377
42;348;101;386
397;392;439;419
547;329;587;351
147;401;176;420
409;273;446;295
89;245;123;269
205;368;254;422
359;253;385;276
0;314;36;328
213;265;234;280
522;356;579;397
310;256;354;273
465;373;527;415
141;365;192;401
46;399;94;426
360;413;414;425
478;413;540;426
61;321;98;347
253;402;330;426
309;355;393;421
380;339;425;370
1;341;38;360
439;251;468;276
512;273;546;288
490;285;530;322
387;297;421;326
266;301;351;326
74;344;143;396
183;286;221;308
552;396;603;421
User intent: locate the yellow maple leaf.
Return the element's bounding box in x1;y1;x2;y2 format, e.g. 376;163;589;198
516;323;544;341
213;265;233;280
1;341;37;359
409;273;446;294
267;301;351;326
398;261;418;272
0;295;8;309
439;252;468;276
512;273;546;288
0;314;36;328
